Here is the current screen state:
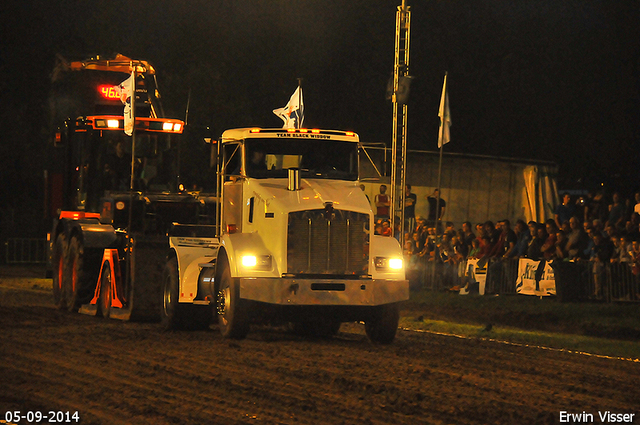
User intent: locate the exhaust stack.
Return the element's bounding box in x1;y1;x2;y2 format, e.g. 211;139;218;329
288;168;301;191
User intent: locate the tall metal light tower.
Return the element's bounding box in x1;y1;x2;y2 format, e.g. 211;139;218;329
390;0;411;240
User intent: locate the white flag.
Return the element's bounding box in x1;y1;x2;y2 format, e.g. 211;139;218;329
273;86;304;129
118;72;135;136
438;73;451;148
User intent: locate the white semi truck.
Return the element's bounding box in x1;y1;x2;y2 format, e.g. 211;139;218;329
163;128;409;343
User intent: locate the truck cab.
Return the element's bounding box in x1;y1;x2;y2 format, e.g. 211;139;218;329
167;128;408;343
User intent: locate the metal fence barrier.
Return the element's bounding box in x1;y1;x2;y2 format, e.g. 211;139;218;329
4;238;48;264
410;257;640;303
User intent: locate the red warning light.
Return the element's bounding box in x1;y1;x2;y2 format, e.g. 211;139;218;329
98;85;121;100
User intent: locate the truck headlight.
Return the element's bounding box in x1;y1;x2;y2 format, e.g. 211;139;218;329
374;257;403;270
241;255;272;270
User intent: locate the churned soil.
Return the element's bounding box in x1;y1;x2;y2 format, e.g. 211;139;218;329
1;268;639;425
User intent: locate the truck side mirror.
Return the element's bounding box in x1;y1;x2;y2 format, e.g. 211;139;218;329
204;138;218;168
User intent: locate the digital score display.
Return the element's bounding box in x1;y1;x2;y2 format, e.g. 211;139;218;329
98;85;121;100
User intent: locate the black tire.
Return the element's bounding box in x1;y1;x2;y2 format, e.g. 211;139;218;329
365;303;400;344
161;258;211;330
216;265;249;339
66;236;94;312
52;234;68;309
99;264;112;319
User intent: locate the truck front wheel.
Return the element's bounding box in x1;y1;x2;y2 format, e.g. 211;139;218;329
216;266;249;339
365;303;400;344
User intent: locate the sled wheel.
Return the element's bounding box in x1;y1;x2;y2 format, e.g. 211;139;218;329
99;263;112;318
52;234;68;309
65;236;85;312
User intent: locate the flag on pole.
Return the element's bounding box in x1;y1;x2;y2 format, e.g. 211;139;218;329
438;73;451;148
118;72;135;136
273;86;304;129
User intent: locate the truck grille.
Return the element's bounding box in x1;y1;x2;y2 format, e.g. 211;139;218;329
287;209;369;276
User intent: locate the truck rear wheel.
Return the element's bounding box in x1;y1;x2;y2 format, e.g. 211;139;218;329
216;266;249;339
365;303;400;344
52;234;68;309
161;258;211;330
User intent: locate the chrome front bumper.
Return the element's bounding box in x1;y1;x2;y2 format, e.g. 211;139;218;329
239;277;409;306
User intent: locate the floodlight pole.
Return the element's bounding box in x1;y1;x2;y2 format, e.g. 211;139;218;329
390;0;411;241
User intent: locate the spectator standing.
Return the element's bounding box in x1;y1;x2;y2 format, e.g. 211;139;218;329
415;217;428;247
608;192;625;229
629;240;640;276
404;184;417;233
611;235;632;263
585;190;607;224
555;193;576;229
627;215;640;241
484;221;503;258
487;220;516;294
555;230;568;260
526;222;544;260
444;221;456;239
360;184;370;205
461;221;476;258
565;216;589;260
588;232;614;299
375;184;390;219
511;219;531;258
475;223;489;258
541;220;559;260
633;192;640;216
426;189;446;229
499;220;518;258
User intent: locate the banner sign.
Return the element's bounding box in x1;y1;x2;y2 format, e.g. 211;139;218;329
465;258;488;295
515;259;556;296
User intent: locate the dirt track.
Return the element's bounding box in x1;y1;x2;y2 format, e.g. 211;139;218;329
1;273;639;425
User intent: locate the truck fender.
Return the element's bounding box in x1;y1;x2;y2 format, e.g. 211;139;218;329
168;237;219;303
77;222;118;248
220;232;278;278
60;218;118;249
369;235;406;280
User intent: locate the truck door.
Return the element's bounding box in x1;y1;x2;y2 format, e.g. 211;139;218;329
221;142;243;233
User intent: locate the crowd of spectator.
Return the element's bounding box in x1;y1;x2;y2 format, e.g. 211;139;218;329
371;186;640;298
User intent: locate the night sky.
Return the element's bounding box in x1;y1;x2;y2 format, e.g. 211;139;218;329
1;0;639;233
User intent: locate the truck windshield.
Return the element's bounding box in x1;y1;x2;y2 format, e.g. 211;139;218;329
244;138;358;181
99;132;177;192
